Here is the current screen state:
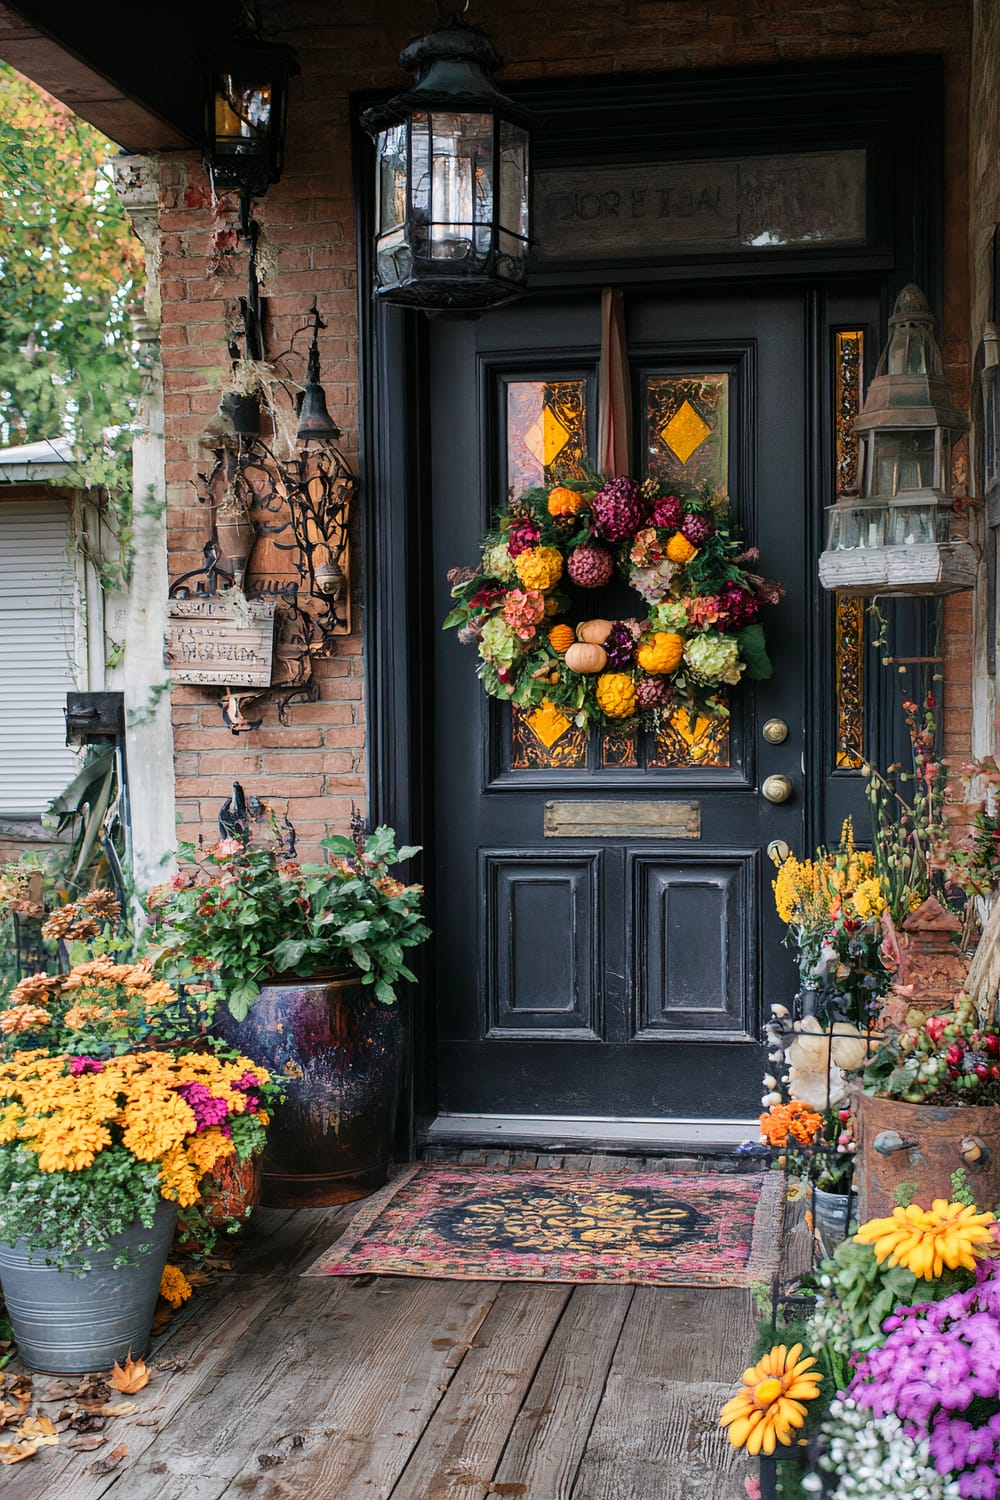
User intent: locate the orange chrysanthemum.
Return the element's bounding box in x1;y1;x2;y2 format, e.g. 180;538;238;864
719;1343;822;1455
759;1099;822;1148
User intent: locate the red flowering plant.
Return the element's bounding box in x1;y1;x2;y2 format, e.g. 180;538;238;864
146;826;429;1021
443;475;782;733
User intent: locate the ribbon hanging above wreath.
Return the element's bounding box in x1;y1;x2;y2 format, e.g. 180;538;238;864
443;476;784;735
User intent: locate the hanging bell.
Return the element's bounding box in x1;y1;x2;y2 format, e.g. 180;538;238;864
296;377;341;442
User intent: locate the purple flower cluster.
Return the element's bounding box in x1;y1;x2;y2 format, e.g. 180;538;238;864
604;620;638;668
849;1263;1000;1498
69;1056;104;1076
231;1070;262;1112
175;1081;233;1136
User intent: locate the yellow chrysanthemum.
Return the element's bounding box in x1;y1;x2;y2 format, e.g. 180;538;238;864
514;545;563;593
636;631;684;675
854;1199;996;1279
719;1343;822;1455
158;1143;203;1206
159;1263;193;1308
184;1126;235;1175
666;533;698;565
32;1117;112;1173
595;672;637;720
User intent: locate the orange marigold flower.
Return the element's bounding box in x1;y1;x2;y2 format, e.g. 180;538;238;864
759;1100;822;1149
0;1003;51;1035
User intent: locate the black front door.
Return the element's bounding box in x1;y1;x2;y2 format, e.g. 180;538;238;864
429;287;809;1122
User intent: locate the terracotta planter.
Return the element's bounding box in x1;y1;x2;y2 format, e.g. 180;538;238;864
856;1092;1000;1221
201;1151;263;1230
216;972;404;1208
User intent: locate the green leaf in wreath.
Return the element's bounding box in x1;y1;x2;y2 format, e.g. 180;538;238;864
737;622;773;680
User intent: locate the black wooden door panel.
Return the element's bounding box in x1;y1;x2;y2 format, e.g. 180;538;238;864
431;290;806;1120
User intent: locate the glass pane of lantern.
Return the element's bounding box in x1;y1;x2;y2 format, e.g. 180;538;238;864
429;111;493;263
498;119;529;276
215;70;272;151
376;124;407;235
888;504;937;545
873;431;936;496
835;504;885;549
410;112;431;256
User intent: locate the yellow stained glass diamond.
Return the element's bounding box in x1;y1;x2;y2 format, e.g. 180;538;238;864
524;700;573;749
661;400;711;465
523;403;571;467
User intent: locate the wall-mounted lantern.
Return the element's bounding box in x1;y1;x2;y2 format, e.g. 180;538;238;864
819;284;975;597
206;37;299;201
361;14;531;313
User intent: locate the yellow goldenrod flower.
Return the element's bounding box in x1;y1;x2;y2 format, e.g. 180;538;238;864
854;1199;996;1279
719;1343;822;1455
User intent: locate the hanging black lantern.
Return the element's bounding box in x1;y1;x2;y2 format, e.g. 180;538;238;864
206;38;299;199
361;14;531;312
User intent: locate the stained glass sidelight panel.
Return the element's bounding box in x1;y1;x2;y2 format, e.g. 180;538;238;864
646;374;729;492
506;380;588;498
649;709;731;769
511;702;587;769
834;330;866;769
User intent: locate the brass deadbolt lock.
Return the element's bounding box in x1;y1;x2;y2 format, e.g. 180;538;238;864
761;774;794;804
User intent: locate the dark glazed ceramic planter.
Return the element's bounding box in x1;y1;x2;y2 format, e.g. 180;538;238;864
217;972;403;1208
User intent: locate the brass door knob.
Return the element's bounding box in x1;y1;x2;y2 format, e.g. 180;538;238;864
761;774;794;804
762;718;789;744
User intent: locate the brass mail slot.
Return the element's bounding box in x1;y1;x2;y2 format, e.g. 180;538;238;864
543;800;701;839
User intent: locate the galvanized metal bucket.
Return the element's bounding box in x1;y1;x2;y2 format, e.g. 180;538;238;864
0;1201;177;1374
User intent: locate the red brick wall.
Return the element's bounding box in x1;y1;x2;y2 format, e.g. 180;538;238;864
157;0;972;856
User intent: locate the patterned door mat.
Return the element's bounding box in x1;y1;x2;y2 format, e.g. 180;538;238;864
304;1164;784;1286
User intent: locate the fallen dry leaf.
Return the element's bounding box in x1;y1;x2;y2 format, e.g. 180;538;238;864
41;1380;80;1402
76;1378;110;1404
110;1354;150;1394
16;1415;58;1446
69;1434;108;1452
151;1307;173;1335
94;1401;138;1418
0;1439;40;1464
67;1412;106;1433
89;1442;127;1475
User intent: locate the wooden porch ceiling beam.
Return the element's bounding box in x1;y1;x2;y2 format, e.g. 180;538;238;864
0;0;194;151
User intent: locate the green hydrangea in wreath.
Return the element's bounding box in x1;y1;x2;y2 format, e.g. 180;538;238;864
443;476;783;732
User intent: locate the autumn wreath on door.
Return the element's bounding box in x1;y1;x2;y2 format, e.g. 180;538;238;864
444;477;783;732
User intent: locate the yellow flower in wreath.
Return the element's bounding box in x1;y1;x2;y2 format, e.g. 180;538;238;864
666;532;698;565
515;545;563;592
636;631;684;675
547;485;585;517
596;672;637;719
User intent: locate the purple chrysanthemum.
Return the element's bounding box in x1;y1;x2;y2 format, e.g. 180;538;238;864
604;621;637;668
176;1080;232;1132
69;1056;104;1076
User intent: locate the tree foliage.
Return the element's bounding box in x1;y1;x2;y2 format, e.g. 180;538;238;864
0;62;144;451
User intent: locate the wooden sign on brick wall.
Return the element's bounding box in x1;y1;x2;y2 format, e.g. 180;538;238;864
166;597;276;687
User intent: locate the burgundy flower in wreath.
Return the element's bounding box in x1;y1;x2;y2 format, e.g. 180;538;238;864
716;580;761;630
590;476;646;542
651;493;683;530
567;542;615;588
507;517;541;557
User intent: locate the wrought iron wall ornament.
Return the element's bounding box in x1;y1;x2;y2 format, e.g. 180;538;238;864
169;304;359;734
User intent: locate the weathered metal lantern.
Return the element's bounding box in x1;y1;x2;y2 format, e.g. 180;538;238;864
206;38;299;199
361;15;531;312
819;284;975;596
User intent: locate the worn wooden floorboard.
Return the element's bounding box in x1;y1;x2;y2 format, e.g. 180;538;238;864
487;1284;635;1500
387;1281;572;1500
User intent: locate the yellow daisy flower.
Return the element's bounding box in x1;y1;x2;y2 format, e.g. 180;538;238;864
854;1199;996;1279
719;1343;822;1455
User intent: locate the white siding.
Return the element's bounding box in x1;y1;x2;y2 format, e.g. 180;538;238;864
0;501;82;816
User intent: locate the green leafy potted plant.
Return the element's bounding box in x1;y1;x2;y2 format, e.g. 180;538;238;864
145;825;430;1207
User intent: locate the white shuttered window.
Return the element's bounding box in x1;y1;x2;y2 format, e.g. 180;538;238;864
0;500;82;816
